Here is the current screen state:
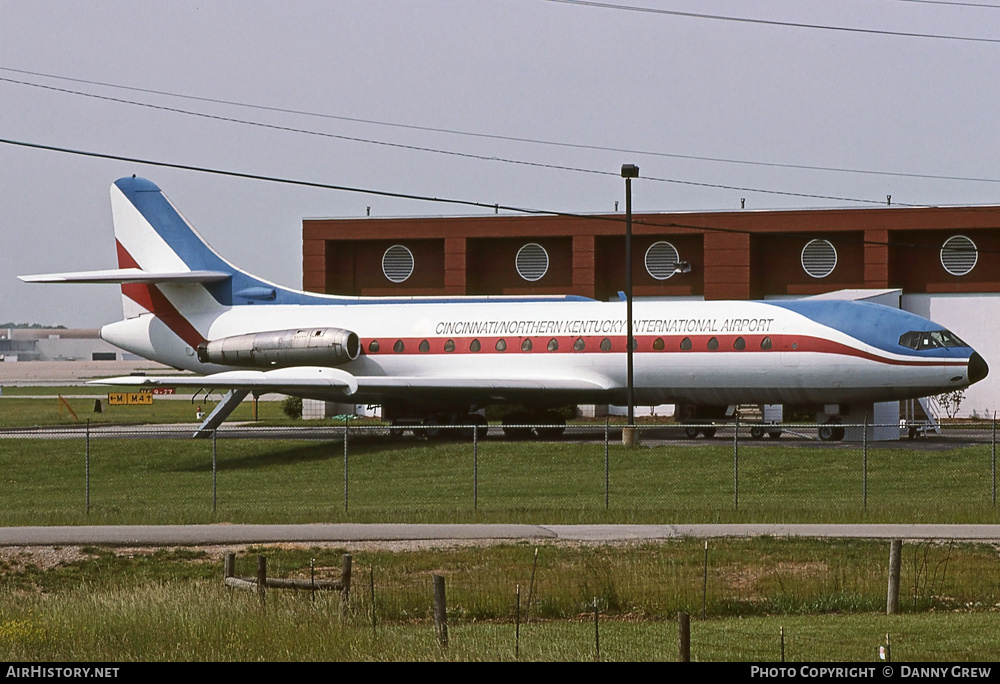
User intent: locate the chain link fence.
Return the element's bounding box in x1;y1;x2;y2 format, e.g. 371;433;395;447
1;420;998;522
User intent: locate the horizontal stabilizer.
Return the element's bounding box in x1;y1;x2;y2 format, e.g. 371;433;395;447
18;268;231;284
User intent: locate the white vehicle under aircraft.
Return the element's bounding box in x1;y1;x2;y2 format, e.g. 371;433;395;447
21;177;989;438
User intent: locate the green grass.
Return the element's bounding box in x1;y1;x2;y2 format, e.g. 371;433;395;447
2;431;1000;525
0;395;292;428
1;540;999;661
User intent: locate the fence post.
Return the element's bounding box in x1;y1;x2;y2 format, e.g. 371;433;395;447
343;420;349;512
604;418;610;510
515;584;521;660
257;555;267;606
340;553;352;618
212;428;218;513
370;564;377;635
733;416;739;510
473;424;478;511
678;611;690;662
433;574;448;651
85;420;90;515
593;596;600;661
863;414;868;510
702;540;708;619
887;539;902;615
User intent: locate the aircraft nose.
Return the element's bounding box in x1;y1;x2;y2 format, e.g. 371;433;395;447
969;352;989;385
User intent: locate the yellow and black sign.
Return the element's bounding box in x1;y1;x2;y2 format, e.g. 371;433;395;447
107;391;153;406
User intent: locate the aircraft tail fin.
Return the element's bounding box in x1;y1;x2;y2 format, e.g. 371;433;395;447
108;176;326;322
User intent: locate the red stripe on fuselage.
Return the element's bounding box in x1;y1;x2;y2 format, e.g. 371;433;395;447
116;241;207;349
360;333;967;368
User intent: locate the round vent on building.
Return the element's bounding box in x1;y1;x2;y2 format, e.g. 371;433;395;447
800;239;837;279
516;243;549;282
940;235;978;276
644;241;681;280
381;245;414;283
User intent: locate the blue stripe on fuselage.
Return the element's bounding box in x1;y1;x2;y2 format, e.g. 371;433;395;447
764;299;971;359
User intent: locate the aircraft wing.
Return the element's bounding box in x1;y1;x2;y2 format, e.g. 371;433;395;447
89;367;359;394
88;368;615;395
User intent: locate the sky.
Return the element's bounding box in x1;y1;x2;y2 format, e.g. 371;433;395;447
2;0;999;328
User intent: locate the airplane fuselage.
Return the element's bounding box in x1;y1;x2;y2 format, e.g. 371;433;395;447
101;296;980;408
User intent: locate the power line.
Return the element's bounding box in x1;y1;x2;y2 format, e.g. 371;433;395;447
3;136;998;258
542;0;1000;43
0;74;969;208
893;0;1000;9
4;66;999;187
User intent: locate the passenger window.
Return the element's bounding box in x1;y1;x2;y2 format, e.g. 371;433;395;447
653;337;664;351
444;339;455;353
734;337;746;350
573;337;586;351
547;338;559;351
680;337;692;351
368;340;380;353
495;339;507;352
707;337;719;350
419;340;430;352
393;340;404;353
600;338;612;351
521;339;533;351
760;336;772;350
470;339;481;352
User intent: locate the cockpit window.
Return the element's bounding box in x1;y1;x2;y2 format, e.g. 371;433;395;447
899;330;968;350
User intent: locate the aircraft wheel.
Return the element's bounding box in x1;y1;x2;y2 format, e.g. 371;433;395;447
457;418;475;441
818;423;843;442
750;425;765;439
423;418;444;440
502;412;532;440
684;426;700;439
534;414;566;439
767;430;782;439
470;414;489;438
702;427;717;439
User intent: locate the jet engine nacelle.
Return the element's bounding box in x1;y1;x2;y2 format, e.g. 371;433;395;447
197;327;360;368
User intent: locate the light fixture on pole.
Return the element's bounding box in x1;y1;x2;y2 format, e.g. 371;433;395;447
621;163;639;443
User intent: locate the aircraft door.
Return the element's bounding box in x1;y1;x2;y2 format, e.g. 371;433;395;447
779;327;800;367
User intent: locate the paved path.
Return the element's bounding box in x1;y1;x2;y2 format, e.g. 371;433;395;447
1;523;1000;546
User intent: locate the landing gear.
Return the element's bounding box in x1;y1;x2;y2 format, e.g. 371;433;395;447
418;412;489;440
501;410;567;439
750;424;782;440
818;421;845;442
683;423;716;439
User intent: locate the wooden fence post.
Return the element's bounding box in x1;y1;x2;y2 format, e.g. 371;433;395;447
678;612;690;662
433;574;448;651
887;539;902;615
340;554;352;617
257;555;267;605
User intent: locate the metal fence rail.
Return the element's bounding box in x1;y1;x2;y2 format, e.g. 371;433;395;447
1;420;997;522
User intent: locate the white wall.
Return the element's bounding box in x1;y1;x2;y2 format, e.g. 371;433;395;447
903;293;1000;418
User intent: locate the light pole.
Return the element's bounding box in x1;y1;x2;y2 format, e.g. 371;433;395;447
621;164;639;445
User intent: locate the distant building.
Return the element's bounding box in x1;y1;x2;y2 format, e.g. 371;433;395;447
0;328;126;362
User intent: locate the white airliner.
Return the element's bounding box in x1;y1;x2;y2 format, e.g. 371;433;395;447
20;177;989;437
